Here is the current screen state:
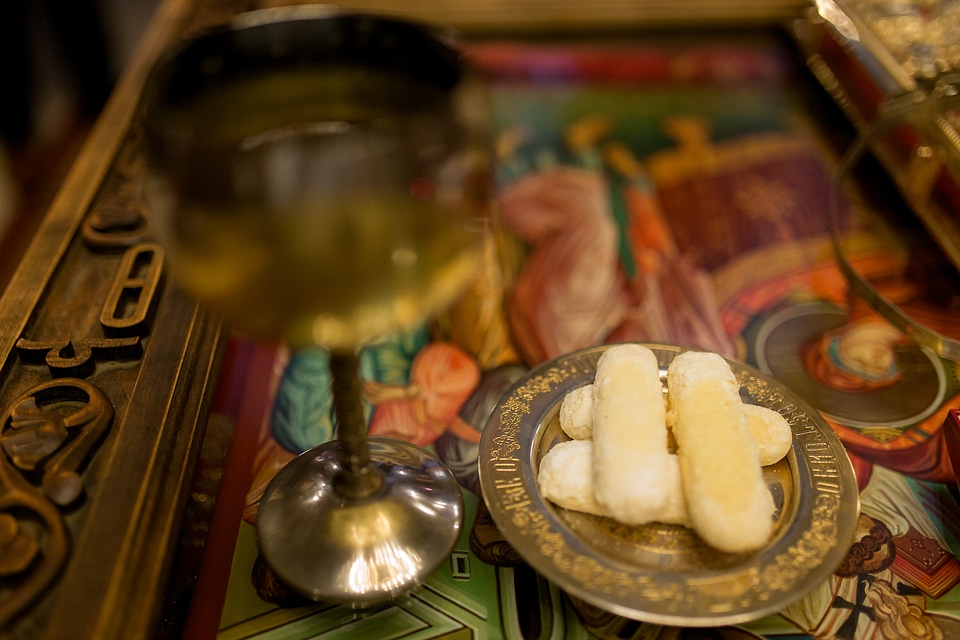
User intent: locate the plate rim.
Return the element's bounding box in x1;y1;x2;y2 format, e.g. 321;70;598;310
477;342;860;626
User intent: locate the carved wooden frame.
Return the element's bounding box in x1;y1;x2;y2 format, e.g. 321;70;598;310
0;0;227;636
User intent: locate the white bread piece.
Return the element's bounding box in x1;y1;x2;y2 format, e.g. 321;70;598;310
744;404;792;466
559;384;594;440
657;452;688;525
569;385;790;465
538;439;688;525
592;344;672;524
538;440;606;516
667;351;774;553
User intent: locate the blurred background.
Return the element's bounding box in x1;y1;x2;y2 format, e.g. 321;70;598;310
0;0;158;261
0;0;805;273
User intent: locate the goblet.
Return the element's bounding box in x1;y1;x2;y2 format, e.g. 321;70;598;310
141;7;491;603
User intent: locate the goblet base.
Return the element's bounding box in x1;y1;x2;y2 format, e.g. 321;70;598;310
256;436;464;605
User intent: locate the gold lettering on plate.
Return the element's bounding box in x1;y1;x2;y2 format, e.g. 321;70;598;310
494;477;524;490
809;452;843;494
792;424;819;437
816;482;843;495
491;459;520;473
811;466;841;479
496;477;531;511
760;493;840;590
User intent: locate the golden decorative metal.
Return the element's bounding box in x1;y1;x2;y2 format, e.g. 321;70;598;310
99;243;165;337
0;378;113;625
478;343;860;626
0;1;224;634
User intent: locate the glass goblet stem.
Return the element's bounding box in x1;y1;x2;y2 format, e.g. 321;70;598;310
329;348;384;500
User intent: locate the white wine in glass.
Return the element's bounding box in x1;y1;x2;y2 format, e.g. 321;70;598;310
142;7;491;603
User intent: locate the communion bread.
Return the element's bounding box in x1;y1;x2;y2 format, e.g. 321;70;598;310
561;384;791;465
592;344;673;524
743;404;792;466
538;440;606;516
558;384;594;440
653;451;688;525
667;351;774;553
538;439;687;524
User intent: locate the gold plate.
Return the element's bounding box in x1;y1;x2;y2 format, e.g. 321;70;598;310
478;343;860;626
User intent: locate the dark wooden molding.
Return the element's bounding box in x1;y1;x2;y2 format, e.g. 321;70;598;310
0;0;230;636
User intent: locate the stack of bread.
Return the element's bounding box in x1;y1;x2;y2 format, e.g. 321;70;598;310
537;344;792;554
